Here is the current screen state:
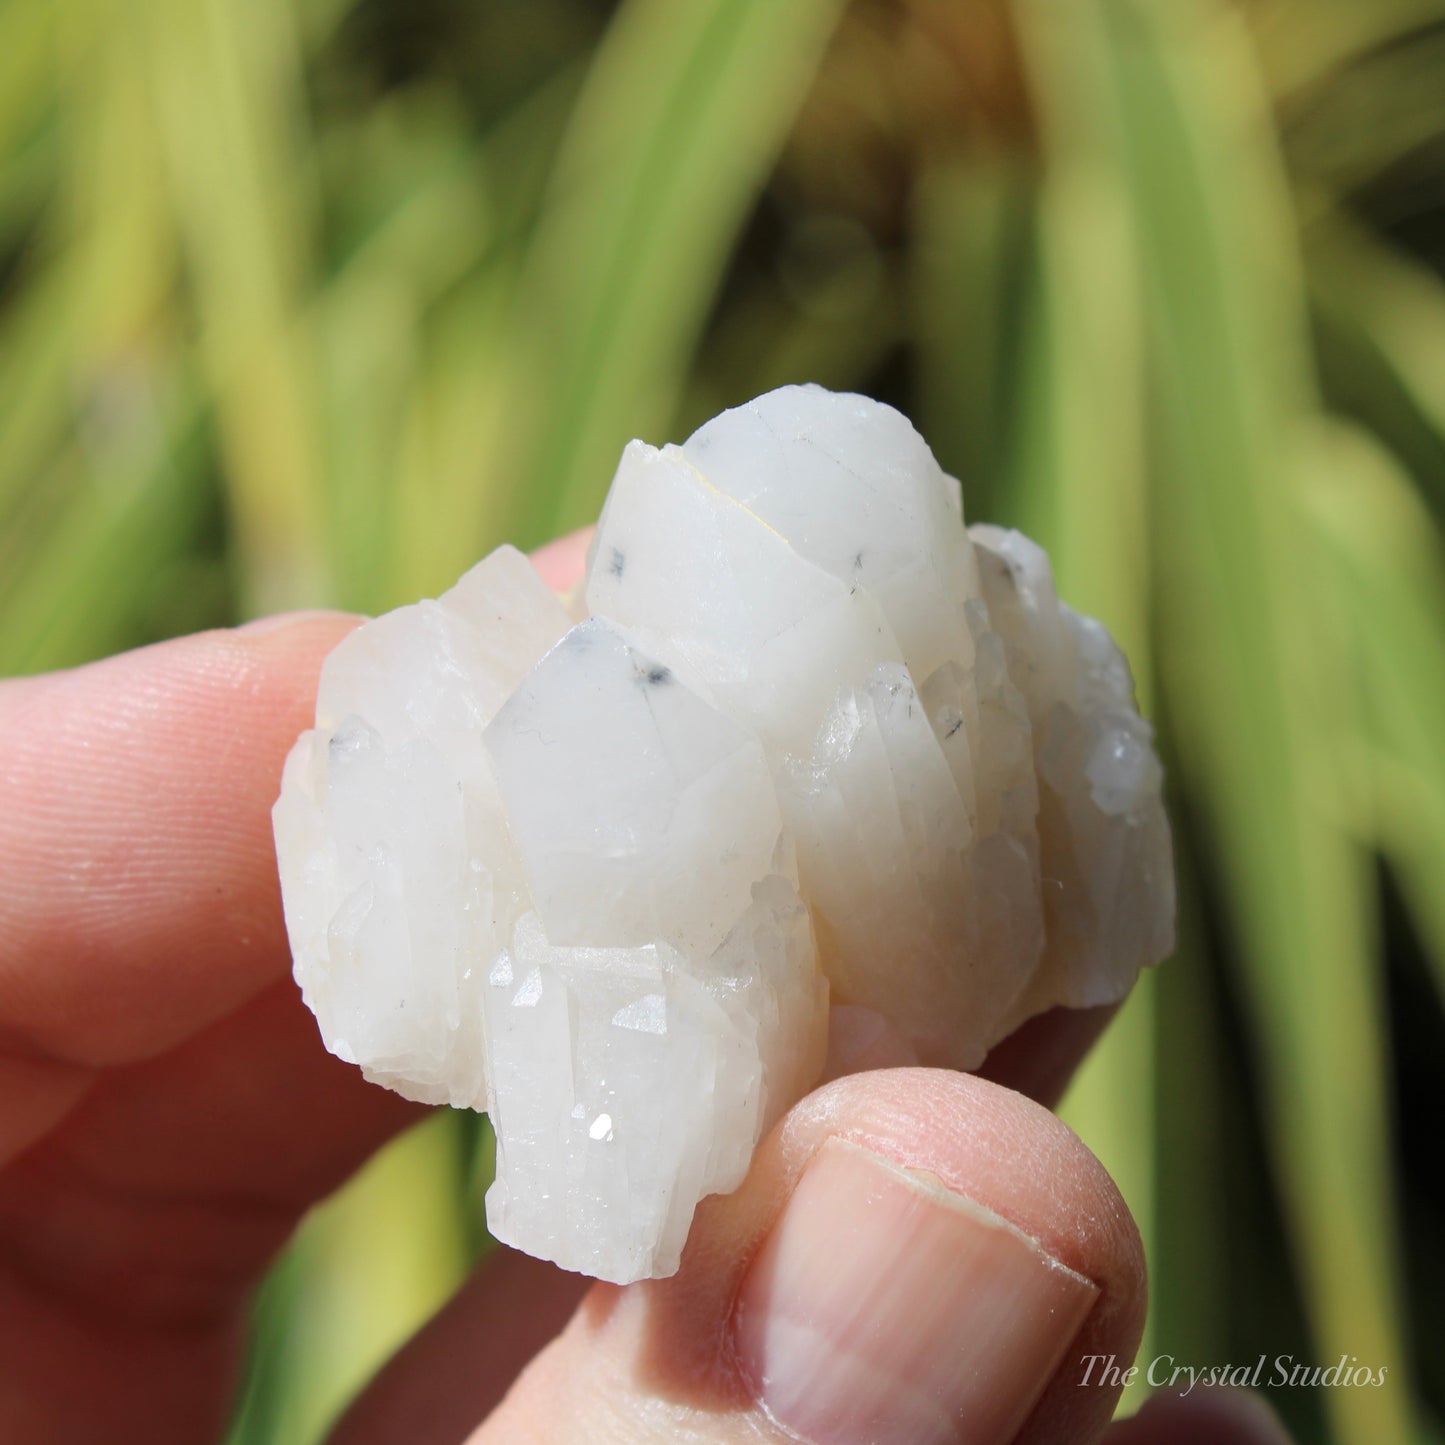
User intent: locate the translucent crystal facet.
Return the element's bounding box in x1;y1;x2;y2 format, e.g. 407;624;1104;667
274;384;1174;1284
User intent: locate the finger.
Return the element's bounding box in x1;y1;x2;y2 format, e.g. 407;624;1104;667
342;1067;1145;1445
0;613;406;1443
0;529;598;1075
336;1000;1130;1444
1104;1388;1294;1444
0;541;598;1444
484;1066;1145;1445
327;1249;590;1445
0;978;421;1324
976;1002;1121;1109
0;538;596;1151
0;611;362;1072
0;612;375;1177
528;527;594;595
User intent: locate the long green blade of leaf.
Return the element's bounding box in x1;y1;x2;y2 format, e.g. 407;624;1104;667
0;1;57;165
1252;0;1445;97
1310;218;1445;517
492;0;849;548
910;155;1035;526
226;1114;473;1445
1302;421;1445;1006
142;0;330;612
0;378;210;673
1101;4;1412;1441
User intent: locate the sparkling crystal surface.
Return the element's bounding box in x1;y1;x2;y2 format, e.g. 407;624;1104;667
274;384;1174;1283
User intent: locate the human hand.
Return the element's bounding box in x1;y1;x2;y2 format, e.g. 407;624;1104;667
0;532;1289;1444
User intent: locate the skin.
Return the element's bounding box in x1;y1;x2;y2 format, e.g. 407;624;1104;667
0;530;1291;1445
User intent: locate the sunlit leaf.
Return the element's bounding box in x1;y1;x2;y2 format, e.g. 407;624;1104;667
142;0;330;612
489;0;850;547
1101;3;1413;1440
1302;420;1445;1005
1310;219;1445;516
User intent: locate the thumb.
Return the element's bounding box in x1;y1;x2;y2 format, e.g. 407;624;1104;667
336;1068;1147;1445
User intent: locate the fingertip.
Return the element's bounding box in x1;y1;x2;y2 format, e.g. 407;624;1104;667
528;529;595;595
0;613;362;1067
472;1068;1147;1444
732;1134;1102;1445
977;1002;1121;1108
714;1070;1147;1444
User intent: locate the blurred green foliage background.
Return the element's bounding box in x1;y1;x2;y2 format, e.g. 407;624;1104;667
1;0;1442;1441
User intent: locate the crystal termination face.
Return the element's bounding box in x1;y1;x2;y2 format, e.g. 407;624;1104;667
273;385;1175;1284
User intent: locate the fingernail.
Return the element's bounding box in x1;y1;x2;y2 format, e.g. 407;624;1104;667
733;1137;1099;1445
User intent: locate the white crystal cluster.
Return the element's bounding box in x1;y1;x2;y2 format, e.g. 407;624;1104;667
274;385;1174;1284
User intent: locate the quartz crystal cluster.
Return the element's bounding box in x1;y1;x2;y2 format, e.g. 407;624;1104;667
274;384;1174;1284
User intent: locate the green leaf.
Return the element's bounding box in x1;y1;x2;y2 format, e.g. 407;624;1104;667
0;376;210;674
490;0;850;548
0;0;57;165
1302;420;1445;1006
1099;4;1413;1440
142;0;330;612
225;1114;475;1445
910;155;1035;525
1310;219;1445;517
1251;0;1445;97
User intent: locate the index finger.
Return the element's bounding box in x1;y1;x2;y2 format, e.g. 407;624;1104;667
0;611;362;1070
0;526;600;1074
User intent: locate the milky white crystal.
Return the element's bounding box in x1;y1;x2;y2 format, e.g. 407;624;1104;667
274;383;1174;1284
